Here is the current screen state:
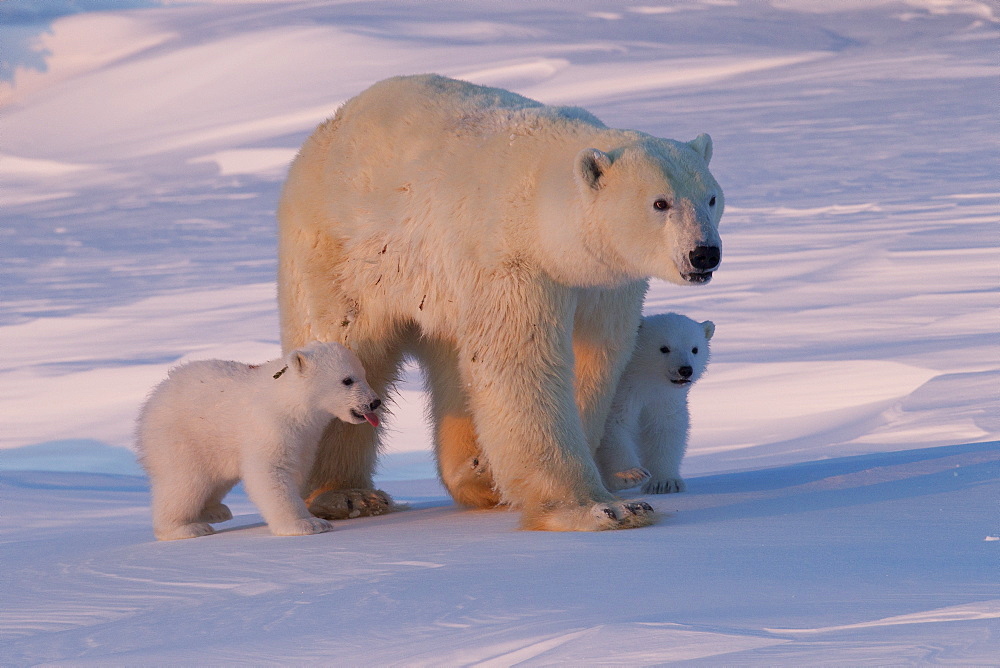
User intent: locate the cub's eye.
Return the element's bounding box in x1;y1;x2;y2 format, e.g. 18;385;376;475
709;196;717;207
653;199;670;211
342;377;354;386
659;346;670;354
692;347;699;354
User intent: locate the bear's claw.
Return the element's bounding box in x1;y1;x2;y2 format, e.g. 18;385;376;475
623;501;654;515
307;488;401;520
642;478;686;494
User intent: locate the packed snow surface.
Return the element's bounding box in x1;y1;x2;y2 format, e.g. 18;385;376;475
1;0;997;664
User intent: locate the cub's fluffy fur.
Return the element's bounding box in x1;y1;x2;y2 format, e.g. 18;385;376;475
597;313;714;494
136;341;380;540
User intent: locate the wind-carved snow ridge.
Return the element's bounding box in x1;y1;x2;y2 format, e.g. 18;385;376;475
0;0;998;664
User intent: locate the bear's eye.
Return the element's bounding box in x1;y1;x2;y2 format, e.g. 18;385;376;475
692;347;699;354
709;196;717;207
653;199;670;211
342;377;354;386
659;346;670;354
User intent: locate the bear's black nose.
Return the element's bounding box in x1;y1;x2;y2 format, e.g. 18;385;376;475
678;366;693;378
689;245;721;271
369;399;382;411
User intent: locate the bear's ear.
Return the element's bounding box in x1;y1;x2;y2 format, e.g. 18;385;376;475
688;133;713;164
575;148;612;191
702;320;716;341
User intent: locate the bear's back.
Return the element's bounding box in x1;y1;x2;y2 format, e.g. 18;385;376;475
330;75;607;151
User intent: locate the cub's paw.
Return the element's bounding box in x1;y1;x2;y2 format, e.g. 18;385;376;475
155;522;215;541
608;467;651;491
306;488;400;520
523;500;656;531
199;503;233;524
271;517;333;536
642;478;686;494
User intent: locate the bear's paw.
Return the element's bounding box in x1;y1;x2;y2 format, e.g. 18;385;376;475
307;488;401;520
155;522;216;541
609;467;651;491
522;500;655;531
199;503;233;524
271;517;333;536
642;477;686;494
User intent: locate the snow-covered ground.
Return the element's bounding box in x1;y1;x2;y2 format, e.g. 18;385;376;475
1;0;998;664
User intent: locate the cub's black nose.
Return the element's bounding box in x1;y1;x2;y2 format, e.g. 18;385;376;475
689;245;721;271
678;366;693;378
369;399;382;411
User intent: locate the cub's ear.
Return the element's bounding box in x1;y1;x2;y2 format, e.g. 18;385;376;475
702;320;716;341
292;349;311;374
688;133;713;164
575;148;612;191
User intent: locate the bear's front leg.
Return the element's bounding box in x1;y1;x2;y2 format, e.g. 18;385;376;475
572;282;647;455
459;272;653;531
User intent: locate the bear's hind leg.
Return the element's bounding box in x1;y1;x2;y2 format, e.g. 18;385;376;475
197;483;235;523
150;474;218;541
417;338;500;508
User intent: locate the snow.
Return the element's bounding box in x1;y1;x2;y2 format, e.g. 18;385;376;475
1;0;998;663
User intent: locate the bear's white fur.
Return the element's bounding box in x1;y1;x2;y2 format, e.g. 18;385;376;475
596;313;714;494
136;341;381;540
278;74;724;531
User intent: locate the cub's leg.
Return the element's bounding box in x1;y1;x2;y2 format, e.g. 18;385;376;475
150;471;218;541
241;452;332;536
198;484;234;523
596;414;650;492
639;409;689;494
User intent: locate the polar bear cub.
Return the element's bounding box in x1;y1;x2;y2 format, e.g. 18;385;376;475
136;341;381;540
596;313;714;494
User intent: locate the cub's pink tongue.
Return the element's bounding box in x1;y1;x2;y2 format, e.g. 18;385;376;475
364;412;380;427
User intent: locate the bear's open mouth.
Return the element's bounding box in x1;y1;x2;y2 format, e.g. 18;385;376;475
670;379;692;385
682;271;713;284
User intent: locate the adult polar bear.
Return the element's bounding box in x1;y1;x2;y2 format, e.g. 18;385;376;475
278;75;723;531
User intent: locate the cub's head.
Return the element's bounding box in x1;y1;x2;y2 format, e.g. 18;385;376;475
575;133;723;286
284;341;381;427
634;312;714;387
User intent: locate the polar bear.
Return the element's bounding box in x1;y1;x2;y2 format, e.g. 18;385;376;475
136;341;382;540
596;313;714;494
278;74;724;531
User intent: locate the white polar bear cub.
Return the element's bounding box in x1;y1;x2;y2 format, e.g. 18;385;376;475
597;313;714;494
136;341;381;541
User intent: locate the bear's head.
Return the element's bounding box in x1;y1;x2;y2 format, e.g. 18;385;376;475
633;312;714;388
284;341;382;427
574;133;723;286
